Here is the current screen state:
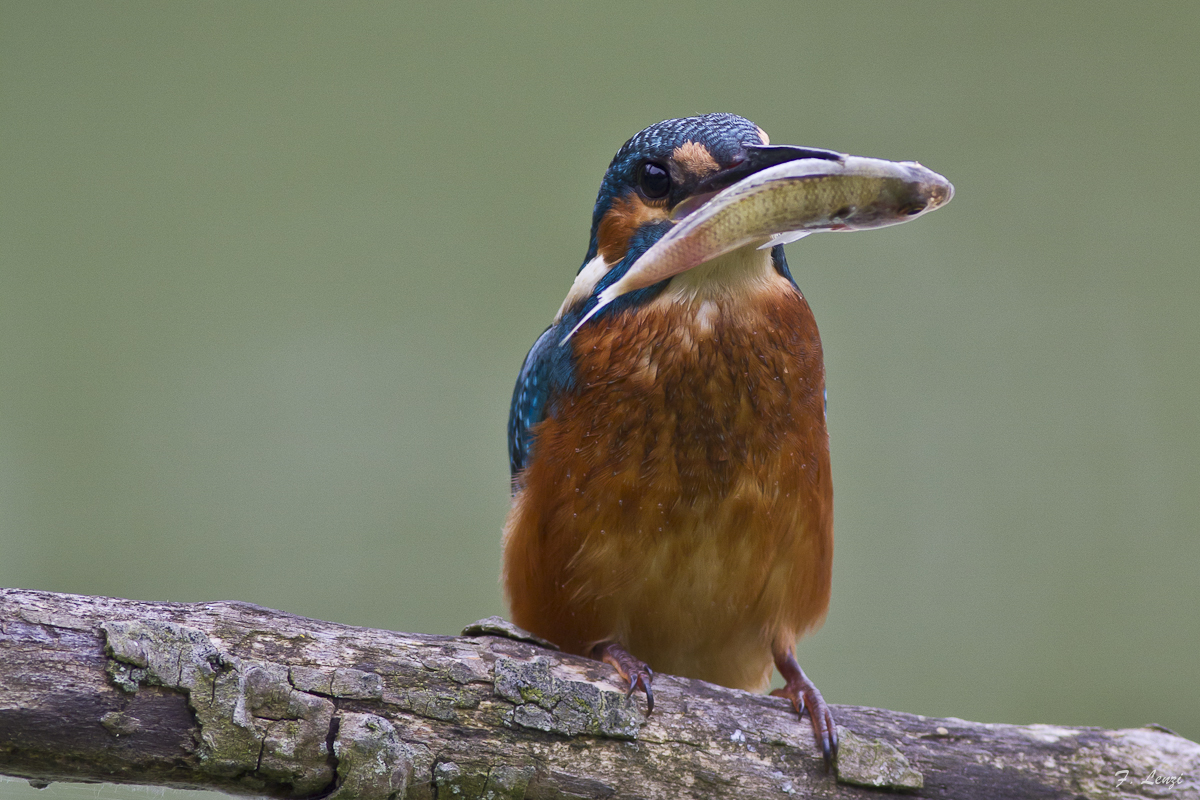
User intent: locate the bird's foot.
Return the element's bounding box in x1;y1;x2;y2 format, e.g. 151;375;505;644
772;648;837;770
592;641;654;714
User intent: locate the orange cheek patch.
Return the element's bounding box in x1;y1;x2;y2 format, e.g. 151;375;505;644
596;193;669;264
672;141;720;180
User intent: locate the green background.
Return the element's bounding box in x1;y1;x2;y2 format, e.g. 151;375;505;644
2;2;1197;796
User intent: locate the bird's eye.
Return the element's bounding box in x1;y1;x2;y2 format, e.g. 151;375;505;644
639;162;671;199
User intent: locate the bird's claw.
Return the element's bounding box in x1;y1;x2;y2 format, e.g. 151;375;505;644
773;650;837;770
593;641;655;715
625;665;654;713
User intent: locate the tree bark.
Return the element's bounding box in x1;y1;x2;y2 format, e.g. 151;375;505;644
0;588;1195;800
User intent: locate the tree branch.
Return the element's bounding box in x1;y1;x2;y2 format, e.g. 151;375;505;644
0;589;1195;799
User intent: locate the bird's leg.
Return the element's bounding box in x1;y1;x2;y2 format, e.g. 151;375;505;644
591;641;654;714
771;647;837;769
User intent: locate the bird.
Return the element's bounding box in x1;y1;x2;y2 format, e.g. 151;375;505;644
501;113;949;766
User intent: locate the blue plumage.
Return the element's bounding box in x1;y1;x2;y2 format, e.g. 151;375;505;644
507;325;564;479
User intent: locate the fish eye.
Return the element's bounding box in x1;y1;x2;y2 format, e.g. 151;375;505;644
902;202;928;216
639;162;671;199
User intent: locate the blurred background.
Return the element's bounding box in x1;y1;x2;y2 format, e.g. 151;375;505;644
2;2;1197;797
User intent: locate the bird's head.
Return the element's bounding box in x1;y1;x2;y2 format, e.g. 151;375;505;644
587;114;785;263
555;113;843;330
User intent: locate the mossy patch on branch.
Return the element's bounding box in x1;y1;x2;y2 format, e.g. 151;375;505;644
493;656;643;740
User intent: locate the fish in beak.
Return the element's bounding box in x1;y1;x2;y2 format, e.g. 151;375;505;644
564;149;954;342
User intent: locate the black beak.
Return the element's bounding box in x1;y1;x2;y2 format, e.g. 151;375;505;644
693;144;844;196
671;145;845;220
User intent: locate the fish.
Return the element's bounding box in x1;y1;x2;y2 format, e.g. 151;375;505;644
563;154;954;343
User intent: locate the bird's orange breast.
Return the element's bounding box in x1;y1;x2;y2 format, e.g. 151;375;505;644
502;273;832;691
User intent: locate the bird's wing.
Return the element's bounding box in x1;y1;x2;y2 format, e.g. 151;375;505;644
508;324;560;482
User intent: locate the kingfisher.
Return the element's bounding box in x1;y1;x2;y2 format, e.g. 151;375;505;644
502;113;952;766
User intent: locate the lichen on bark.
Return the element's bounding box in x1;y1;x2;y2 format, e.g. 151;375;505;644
102;619;335;795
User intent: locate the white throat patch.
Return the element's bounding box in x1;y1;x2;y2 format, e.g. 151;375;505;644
554;254;609;323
